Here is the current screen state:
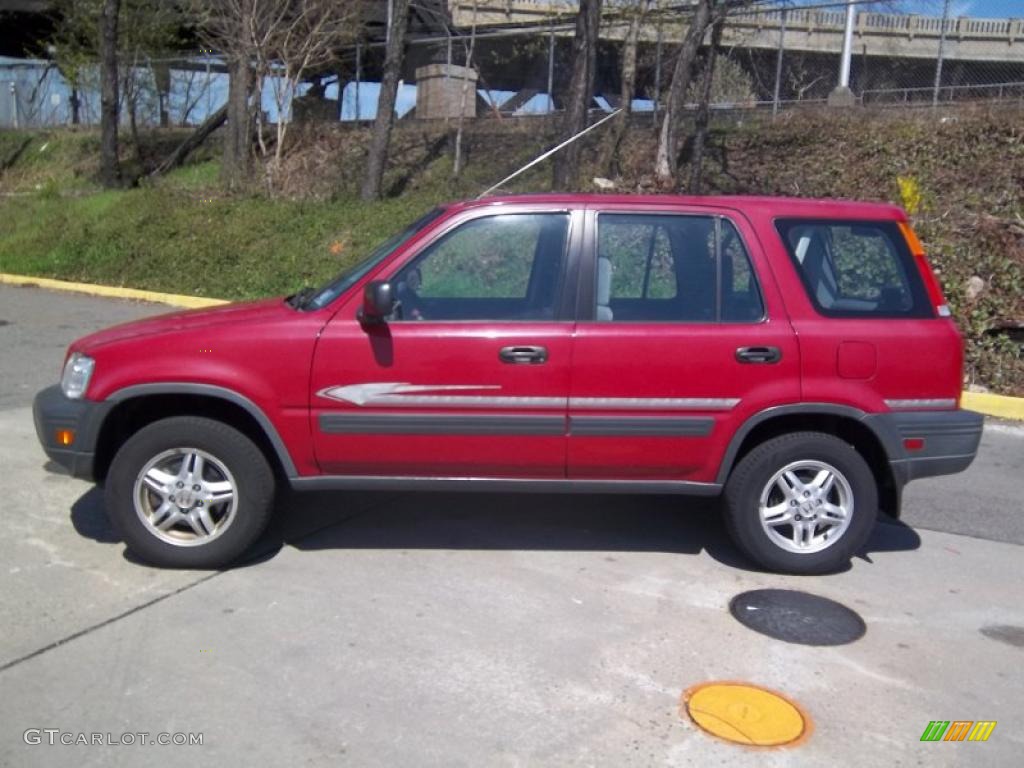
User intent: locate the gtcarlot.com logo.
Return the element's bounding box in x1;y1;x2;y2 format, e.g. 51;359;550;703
920;721;997;742
24;730;203;746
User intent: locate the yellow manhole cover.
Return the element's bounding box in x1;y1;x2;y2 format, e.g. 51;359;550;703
683;682;810;747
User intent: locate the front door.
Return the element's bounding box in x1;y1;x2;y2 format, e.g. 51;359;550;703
311;208;578;478
567;205;801;483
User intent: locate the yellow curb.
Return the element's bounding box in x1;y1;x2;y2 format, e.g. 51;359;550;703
0;273;229;309
962;391;1024;422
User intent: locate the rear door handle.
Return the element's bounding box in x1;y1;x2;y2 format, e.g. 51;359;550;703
499;345;548;364
736;346;782;364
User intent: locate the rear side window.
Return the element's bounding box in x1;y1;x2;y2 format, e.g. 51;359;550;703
595;214;764;323
775;219;933;318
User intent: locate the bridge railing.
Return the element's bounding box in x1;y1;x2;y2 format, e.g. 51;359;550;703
450;1;1024;46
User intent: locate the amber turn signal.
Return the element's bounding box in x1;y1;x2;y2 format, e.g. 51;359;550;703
55;428;76;447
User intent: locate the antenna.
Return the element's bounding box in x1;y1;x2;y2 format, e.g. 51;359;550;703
476;108;623;199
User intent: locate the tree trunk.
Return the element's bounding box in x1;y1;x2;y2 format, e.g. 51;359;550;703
154;62;171;128
70;84;81;126
99;0;121;188
688;15;724;194
154;104;228;176
604;0;649;177
552;0;602;191
222;51;253;189
361;0;411;201
655;0;714;182
453;1;478;179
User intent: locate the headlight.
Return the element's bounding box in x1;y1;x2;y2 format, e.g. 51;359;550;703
61;353;95;400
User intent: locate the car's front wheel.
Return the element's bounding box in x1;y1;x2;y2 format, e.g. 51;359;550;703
105;416;275;568
723;432;878;574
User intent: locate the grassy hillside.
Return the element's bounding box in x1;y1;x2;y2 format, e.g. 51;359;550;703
0;107;1021;392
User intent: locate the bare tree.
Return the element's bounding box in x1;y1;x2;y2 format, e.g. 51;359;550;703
259;2;360;187
552;0;603;190
604;0;651;177
688;12;725;193
362;0;411;201
196;0;262;188
655;0;715;183
99;0;121;187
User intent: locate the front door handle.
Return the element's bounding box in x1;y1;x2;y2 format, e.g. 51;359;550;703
499;345;548;365
736;346;782;364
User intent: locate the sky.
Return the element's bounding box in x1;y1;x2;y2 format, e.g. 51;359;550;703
780;1;1020;18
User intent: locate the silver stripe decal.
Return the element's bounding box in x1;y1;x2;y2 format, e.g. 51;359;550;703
352;394;566;409
570;397;739;411
317;383;739;411
885;398;957;410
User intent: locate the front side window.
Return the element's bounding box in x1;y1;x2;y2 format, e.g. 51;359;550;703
391;213;569;321
595;213;764;322
775;219;932;318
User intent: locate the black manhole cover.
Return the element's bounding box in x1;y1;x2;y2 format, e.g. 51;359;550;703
729;589;866;646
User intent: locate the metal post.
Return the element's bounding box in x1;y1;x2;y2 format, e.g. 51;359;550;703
772;8;787;118
547;23;555;113
933;0;951;107
653;22;662;123
838;0;855;89
355;39;362;121
10;82;17;129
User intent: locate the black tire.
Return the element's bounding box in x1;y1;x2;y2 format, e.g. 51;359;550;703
105;416;276;568
723;431;877;575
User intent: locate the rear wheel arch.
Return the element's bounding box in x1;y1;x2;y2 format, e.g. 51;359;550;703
93;385;297;484
718;405;900;518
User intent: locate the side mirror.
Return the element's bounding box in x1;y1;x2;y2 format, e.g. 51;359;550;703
358;281;395;324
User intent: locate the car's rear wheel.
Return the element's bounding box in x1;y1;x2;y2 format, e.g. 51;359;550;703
105;416;275;568
723;432;877;574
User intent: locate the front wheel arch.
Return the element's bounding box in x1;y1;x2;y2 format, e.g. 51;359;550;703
93;391;294;485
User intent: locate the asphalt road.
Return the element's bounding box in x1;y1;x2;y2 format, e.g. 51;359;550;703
1;284;1022;767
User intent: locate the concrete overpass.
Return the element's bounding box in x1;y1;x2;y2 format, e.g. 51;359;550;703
448;1;1024;63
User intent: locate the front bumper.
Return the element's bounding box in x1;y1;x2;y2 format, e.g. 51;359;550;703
866;408;985;485
32;385;112;481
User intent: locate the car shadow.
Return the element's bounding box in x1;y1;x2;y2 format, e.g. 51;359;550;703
69;486;922;574
70;486;121;544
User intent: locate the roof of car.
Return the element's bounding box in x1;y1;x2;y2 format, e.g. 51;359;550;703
444;193;906;220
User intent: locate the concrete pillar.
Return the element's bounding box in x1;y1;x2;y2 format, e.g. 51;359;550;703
415;63;477;120
828;0;858;107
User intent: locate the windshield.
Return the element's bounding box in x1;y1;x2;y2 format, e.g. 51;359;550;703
302;207;446;310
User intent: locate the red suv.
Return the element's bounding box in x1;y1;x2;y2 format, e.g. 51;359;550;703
33;195;983;573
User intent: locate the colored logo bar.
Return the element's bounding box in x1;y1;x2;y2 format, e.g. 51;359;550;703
921;721;997;742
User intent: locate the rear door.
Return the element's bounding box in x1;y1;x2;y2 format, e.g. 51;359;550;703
567;204;800;483
770;216;962;410
310;206;580;478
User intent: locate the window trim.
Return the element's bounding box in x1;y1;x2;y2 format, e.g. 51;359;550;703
580;209;767;325
774;217;935;320
379;207;582;324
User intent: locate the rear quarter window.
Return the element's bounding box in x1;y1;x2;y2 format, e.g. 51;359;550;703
775;219;933;319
